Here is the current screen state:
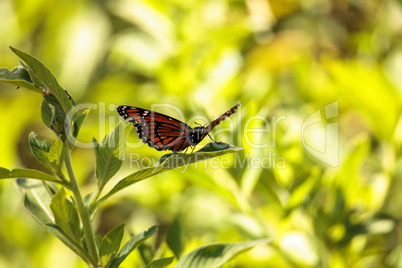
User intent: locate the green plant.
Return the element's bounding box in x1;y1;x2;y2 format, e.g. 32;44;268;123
0;47;270;267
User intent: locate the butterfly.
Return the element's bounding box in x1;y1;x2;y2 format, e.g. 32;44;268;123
117;103;241;152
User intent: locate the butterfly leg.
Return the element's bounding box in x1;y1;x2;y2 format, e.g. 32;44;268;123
191;146;195;153
183;147;189;154
207;133;216;142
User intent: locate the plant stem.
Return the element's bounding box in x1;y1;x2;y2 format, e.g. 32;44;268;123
64;146;99;266
88;186;102;215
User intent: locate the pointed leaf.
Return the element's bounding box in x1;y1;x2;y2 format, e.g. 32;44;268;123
99;224;125;266
167;217;184;258
0;167;67;187
175;239;272;268
95;147;122;186
17;178;55;224
50;188;82;242
95;122;125;186
10;46;76;113
15;179;92;265
48;137;65;173
72;108;90;138
108;225;158;268
93;138;100;157
0;66;40;93
96;143;242;207
145;257;175;268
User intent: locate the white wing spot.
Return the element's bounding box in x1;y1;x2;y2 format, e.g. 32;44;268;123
168;118;172;120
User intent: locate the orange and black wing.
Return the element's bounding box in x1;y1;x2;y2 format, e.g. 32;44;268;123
117;106;192;152
205;103;241;132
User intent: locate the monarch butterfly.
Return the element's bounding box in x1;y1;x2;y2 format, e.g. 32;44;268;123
117;103;241;152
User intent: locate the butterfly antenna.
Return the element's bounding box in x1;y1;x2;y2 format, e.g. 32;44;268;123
194;121;201;126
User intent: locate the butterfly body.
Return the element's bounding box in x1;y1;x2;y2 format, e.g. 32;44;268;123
188;126;208;146
117;103;240;152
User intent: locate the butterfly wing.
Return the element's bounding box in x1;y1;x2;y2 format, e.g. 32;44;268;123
205;102;241;132
117;106;191;152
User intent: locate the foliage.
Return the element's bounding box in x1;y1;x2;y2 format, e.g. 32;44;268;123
0;48;263;267
1;0;402;267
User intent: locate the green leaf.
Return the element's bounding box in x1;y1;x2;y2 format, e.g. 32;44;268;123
95;122;125;187
108;225;158;268
144;257;175;268
17;178;55;224
28;132;54;171
16;179;92;265
72;108;90;138
48;137;65;173
96;149;122;187
167;216;184;258
28;133;65;176
50;188;82;242
41;98;55;128
9;46;76;114
0;167;67;187
96;143;242;207
175;239;272;268
93;138;100;157
99;224;125;266
42;93;68;136
0;66;41;93
43;93;65;115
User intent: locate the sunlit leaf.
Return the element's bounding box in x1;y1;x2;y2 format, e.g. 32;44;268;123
48;138;65;172
50;188;81;242
96;142;243;207
0;167;67;187
175;239;271;268
108;225;158;268
72;108;90;138
15;179;92;265
99;224;125;266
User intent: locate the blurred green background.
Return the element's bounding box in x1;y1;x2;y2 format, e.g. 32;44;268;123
1;0;402;267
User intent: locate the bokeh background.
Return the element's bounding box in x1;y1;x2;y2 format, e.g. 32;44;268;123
1;0;402;267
